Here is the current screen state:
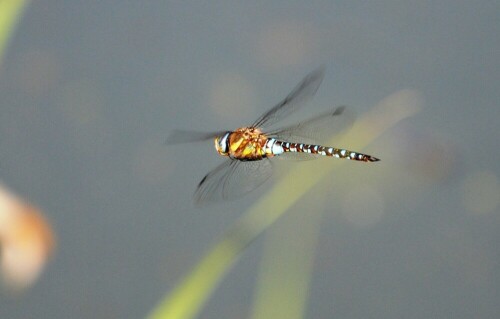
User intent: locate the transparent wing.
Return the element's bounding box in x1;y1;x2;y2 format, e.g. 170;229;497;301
251;66;325;129
165;129;226;145
267;106;356;145
194;159;273;205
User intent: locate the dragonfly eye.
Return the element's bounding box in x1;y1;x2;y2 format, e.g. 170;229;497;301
215;132;230;156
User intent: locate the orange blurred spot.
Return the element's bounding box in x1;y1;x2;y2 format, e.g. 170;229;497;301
0;185;55;291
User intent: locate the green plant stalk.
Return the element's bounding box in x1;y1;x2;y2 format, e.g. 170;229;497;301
250;200;323;319
148;92;421;319
0;0;30;67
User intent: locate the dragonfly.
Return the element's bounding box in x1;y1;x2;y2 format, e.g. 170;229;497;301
167;67;379;204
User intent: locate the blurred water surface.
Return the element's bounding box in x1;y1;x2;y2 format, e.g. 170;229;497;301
0;1;499;318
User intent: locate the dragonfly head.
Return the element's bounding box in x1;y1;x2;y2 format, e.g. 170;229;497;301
215;132;231;156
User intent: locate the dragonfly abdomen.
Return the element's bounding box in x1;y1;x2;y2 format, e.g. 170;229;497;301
270;139;379;162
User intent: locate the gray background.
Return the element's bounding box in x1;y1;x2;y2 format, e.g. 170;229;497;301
1;1;499;318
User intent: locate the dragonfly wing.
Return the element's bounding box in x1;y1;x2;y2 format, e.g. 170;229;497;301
267;106;356;145
166;129;227;145
252;66;325;129
194;159;273;205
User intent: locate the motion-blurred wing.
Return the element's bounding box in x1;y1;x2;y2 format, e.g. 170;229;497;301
165;129;226;145
267;106;356;145
251;66;325;129
194;159;273;205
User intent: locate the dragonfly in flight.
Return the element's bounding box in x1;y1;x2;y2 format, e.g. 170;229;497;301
167;67;379;204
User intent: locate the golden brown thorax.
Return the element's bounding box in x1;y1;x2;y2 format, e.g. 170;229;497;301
227;127;268;161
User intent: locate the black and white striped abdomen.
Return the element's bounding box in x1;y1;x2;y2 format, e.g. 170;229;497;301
264;139;379;162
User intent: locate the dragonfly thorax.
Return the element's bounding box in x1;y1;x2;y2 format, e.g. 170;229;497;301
215;127;269;161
